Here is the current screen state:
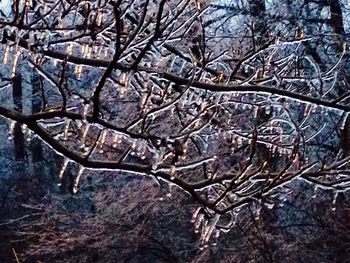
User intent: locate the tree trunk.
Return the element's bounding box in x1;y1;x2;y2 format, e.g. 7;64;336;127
248;0;267;46
329;0;344;35
30;70;43;167
12;74;25;161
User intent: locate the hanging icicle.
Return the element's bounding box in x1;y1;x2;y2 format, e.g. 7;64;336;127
7;120;15;140
26;129;33;142
194;213;204;233
66;43;73;56
170;165;176;180
58;159;70;186
80;123;90;145
81;43;88;57
96;9;103;27
331;191;338;211
21;124;28;134
201;214;220;245
75;65;83;79
191;207;202;223
86;45;92;59
121;71;132;98
98;130;107;153
112;134;122;148
340;112;349;130
255;208;261;221
61;120;71;141
131;140;137;155
166;184;172;198
2;44;9;64
140;146;147;160
73;166;85;194
82;103;90;122
11;50;21;77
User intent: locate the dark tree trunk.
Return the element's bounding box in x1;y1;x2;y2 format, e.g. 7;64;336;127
30;70;43;166
12;74;30;203
29;70;46;199
329;0;345;53
248;0;267;46
248;0;265;17
12;74;25;161
329;0;344;35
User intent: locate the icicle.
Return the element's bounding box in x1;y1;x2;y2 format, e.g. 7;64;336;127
2;44;9;64
80;123;90;145
86;46;92;59
151;151;161;170
26;129;33;142
311;105;317;113
82;103;89;122
75;65;83;79
195;0;201;11
119;85;126;98
66;43;73;56
340;112;349;130
93;44;99;58
73;166;85;194
131;140;137;155
166;186;172;197
43;31;50;51
61;120;70;140
194;213;204;233
235;136;242;146
140;93;148;108
98;130;107;153
119;72;129;98
331;192;338;211
191;207;202;223
7;120;15;140
56;15;63;28
11;50;21;77
39;31;45;41
136;140;144;156
21;124;27;134
58;159;69;184
170;165;176;180
96;46;103;59
112;134;122;148
202;214;220;245
81;43;87;56
103;47;109;59
255;208;261;221
96;9;103;27
140;147;147;160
